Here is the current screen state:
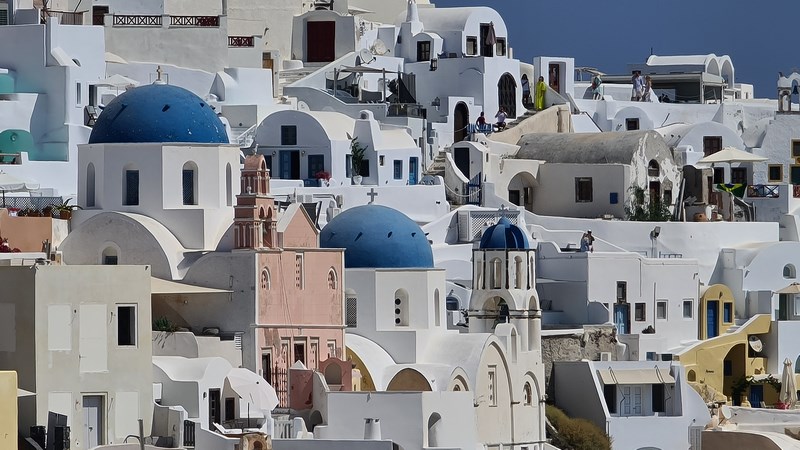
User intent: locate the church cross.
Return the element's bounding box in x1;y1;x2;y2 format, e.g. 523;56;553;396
367;188;378;204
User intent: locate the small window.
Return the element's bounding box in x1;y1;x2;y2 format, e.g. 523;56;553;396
446;297;459;311
488;366;497;407
603;384;617;414
93;5;109;25
575;177;593;202
360;160;370;177
616;281;627;302
224;398;236;421
625;118;639;131
117;305;136;346
379;155;385;166
792;166;800;185
723;303;733;323
731;167;747;185
393;160;403;180
652;384;665;413
124;169;139;206
683;299;693;318
281;125;297;145
663;190;673;206
635;303;646;321
713;167;725;184
102;247;118;265
523;382;532;405
345;155;352;178
656;301;667;320
784;264;796;279
76;82;82;106
416;41;431;62
723;360;732;376
793;140;800;158
345;295;357;327
466;36;478;56
769;165;783;182
648;160;660;177
495;38;506;57
182;166;196;205
295;254;304;289
703;136;722;156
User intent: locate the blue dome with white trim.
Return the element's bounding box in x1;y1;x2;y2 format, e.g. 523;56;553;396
89;83;228;144
320;205;434;269
479;217;530;249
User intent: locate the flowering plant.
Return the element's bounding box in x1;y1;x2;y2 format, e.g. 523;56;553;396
314;171;331;181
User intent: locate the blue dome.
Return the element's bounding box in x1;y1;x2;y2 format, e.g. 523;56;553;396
89;83;228;144
479;217;530;249
321;205;434;269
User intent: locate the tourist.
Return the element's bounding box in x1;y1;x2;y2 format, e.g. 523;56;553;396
477;111;486;126
535;76;547;110
549;66;559;93
494;107;507;131
580;230;594;252
521;75;532;107
642;75;653;102
591;73;603;100
631;71;644;101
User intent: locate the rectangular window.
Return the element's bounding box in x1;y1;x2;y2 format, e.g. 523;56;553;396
327;340;337;358
603;384;617;414
656;301;667;320
393;160;403;179
794;296;800;317
308;154;325;179
379;155;385;166
575;177;593;202
635;303;646;321
769;165;784;182
281;125;297;145
345;155;352;178
723;303;733;323
793;140;800;158
495;38;506;56
663;190;672;206
683;299;693;318
625;118;639;131
345;296;357;327
224;397;235;421
293;341;306;364
103;255;118;265
703;136;722;156
117;305;137;347
125;170;139;206
416;41;431;62
479;24;493;57
295;254;304;289
93;6;109;25
360;159;370;177
723;359;732;376
488;366;497;406
713;167;725;184
792;166;800;185
466;36;478;56
652;384;665;413
182;169;195;205
731;167;747;185
616;281;627;302
0;8;7;26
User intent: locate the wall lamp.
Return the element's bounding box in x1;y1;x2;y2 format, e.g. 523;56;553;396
430;58;438;71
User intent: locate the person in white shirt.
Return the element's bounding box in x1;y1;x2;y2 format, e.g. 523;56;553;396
495;107;507;131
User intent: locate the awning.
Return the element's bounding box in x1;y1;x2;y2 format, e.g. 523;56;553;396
151;277;232;295
597;367;675;385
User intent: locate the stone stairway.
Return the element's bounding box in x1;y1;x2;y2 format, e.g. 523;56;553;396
424;151;448;178
500;108;538;133
277;64;325;94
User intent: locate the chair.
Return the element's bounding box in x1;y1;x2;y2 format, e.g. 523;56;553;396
213;423;243;435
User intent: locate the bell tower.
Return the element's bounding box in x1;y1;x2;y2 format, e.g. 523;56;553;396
234;154;277;249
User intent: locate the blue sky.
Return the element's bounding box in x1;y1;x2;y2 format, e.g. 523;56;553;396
431;0;792;98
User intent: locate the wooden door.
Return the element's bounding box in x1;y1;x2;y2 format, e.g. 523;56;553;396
307;21;335;62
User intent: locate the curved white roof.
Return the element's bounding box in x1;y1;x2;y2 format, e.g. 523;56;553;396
306;111;356;141
646;54;720;67
422;332;497;389
401;7;507;37
346;334;396;390
154;356;232;383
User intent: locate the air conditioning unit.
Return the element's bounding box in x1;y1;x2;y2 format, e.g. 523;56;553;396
600;352;612;361
457;210;474;243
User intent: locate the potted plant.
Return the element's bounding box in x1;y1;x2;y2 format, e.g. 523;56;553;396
347;133;367;185
314;171;331;187
52;198;82;220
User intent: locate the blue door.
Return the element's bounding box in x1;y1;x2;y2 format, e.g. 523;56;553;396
614;304;630;334
749;384;764;407
409;157;418;185
279;150;300;179
707;300;719;338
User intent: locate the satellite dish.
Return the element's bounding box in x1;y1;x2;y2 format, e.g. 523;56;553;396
371;39;388;56
358;48;375;65
719;404;732;419
748;336;763;353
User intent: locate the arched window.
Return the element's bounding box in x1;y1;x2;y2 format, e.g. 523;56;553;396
394;289;409;326
102;246;118;265
86;163;96;207
497;73;517;118
261;269;271;290
648;160;660;177
427;413;442;448
434;289;441;326
514;256;524;289
490;258;503;289
784;264;796;279
182;161;198;205
524;382;533;405
226;163;233;206
529;256;535;289
327;268;337;290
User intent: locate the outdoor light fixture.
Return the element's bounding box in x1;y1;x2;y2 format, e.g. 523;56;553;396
431;97;440;110
430;58;438;71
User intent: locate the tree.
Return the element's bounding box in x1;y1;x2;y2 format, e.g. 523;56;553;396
624;185;672;222
546;405;612;450
346;133;368;177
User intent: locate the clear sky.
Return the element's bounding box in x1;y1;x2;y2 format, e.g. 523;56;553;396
431;0;794;98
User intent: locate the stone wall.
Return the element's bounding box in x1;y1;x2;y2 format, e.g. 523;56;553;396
541;325;618;399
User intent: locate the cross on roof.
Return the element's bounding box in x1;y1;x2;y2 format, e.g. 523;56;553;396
367;188;378;204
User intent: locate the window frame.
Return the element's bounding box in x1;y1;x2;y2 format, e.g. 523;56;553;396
495;38;507;57
116;304;138;347
656;300;668;320
393;160;403;180
634;303;646;322
682;299;693;319
466;36;478;56
575;177;593;203
416;40;431;62
703;136;722;156
792;139;800;158
124;169;139;206
281;125;297;146
625;118;639;131
768;164;784;182
723;302;733;324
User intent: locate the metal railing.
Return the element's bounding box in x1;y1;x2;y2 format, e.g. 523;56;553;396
0;153;21;165
171;16;219;27
183;420;195;447
43;10;84;25
113;15;162;26
2;197;64;212
747;184;780;198
228;36;255;48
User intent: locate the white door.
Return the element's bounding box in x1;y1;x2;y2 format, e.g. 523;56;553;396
619;386;643;416
83;395;103;448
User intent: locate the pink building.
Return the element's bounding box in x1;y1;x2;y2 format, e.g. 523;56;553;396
234;155;345;406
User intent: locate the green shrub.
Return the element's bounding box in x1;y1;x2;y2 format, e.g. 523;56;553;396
546;405;611;450
152;316;178;332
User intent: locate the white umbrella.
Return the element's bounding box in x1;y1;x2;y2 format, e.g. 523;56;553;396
0;171;40;207
776;283;800;295
226;367;279;413
96;74;139;89
696;146;768;164
781;358;798;408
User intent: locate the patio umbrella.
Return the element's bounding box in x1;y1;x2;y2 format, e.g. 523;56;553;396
777;283;800;295
486;22;497;46
696;146;768;165
96;74;139;89
0;171;40;207
781;358;798;408
226;368;279;427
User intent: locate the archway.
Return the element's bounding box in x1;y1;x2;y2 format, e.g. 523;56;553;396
723;343;746;405
482;296;510;331
387;368;433;391
308;410;323;431
454;102;469;143
507;171;536;211
427;413;442;447
498;73;517;118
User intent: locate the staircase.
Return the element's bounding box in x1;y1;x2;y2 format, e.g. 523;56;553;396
425;151;448;178
498;109;538;133
277;63;325;94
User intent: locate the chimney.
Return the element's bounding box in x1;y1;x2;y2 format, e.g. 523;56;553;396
364;418;381;440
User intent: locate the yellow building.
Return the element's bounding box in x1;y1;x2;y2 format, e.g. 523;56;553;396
0;371;18;448
700;284;737;340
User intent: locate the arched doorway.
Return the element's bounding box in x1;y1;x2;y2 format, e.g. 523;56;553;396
498;73;516;118
507;171;536;211
454;102;469;143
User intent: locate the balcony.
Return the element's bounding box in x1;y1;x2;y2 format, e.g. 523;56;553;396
170;16;220;27
228;36;254;48
747;184;780;198
42;10;85;25
387;103;424;118
113;15;162;26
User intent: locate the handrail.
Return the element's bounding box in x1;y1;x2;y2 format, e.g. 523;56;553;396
235;123;258;148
